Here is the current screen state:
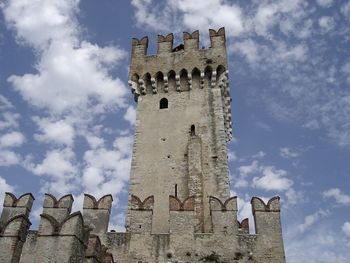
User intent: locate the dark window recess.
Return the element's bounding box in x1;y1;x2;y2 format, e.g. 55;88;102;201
175;184;178;197
191;125;196;136
160;98;168;109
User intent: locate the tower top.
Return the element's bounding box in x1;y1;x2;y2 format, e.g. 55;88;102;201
129;27;228;79
128;27;232;141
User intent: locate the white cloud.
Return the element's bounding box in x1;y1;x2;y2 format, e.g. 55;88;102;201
0;176;15;212
0;131;25;148
2;0;128;116
342;63;350;75
316;0;334;8
123;106;136;126
1;0;133;198
341;1;350;17
252;151;266;159
286;188;304;204
236;196;255;233
234;39;259;64
109;212;127;232
25;148;78;195
303;119;320;130
30;148;77;179
234;159;298;203
1;0;78;48
131;0;244;37
286;225;350;263
252;166;293;191
238;160;259;177
280;147;300;159
318;16;335;32
227;150;237;162
323;188;350;205
0;150;21;166
131;0;171;31
254;121;272;131
298;209;330;233
234;161;259;187
33;117;75;146
113;136;133;156
174;0;244;37
85;135;104;149
342;222;350;237
82;136;133;197
8;41;127;115
0;95;13;110
0;112;20;130
253;4;278;37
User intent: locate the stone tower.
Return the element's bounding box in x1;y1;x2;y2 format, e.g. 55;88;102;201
0;28;286;263
127;28;232;235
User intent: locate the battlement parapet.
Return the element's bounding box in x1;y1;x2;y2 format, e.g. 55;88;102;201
38;211;90;241
3;192;34;209
43;193;73;209
83;194;113;235
84;194;113;211
131;28;225;59
169;195;195;211
251;196;280;213
209;196;237;211
238;218;250;234
0;193;284;262
42;193;73;224
0;192;33;239
130;194;154;210
129;28;228;94
0;194;282;237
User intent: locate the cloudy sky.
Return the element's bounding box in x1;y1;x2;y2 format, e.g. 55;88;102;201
0;0;349;262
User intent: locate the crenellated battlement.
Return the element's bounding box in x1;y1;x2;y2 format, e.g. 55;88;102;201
130;194;154;210
0;192;284;262
130;28;225;59
129;28;228;96
251;196;281;212
84;194;113;210
0;193;114;263
127;194;282;236
169;195;195;211
209;196;237;211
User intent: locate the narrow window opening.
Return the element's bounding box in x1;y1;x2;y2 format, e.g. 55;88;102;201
190;125;196;136
175;184;178;197
160;98;168;109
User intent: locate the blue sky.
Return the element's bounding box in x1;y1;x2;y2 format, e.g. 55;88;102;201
0;0;350;262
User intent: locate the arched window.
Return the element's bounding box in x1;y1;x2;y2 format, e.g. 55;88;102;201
160;98;168;109
191;125;195;136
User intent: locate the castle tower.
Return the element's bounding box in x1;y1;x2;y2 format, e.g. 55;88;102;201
127;28;232;234
0;27;286;263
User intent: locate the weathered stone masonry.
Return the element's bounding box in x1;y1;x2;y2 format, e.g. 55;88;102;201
0;28;286;263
